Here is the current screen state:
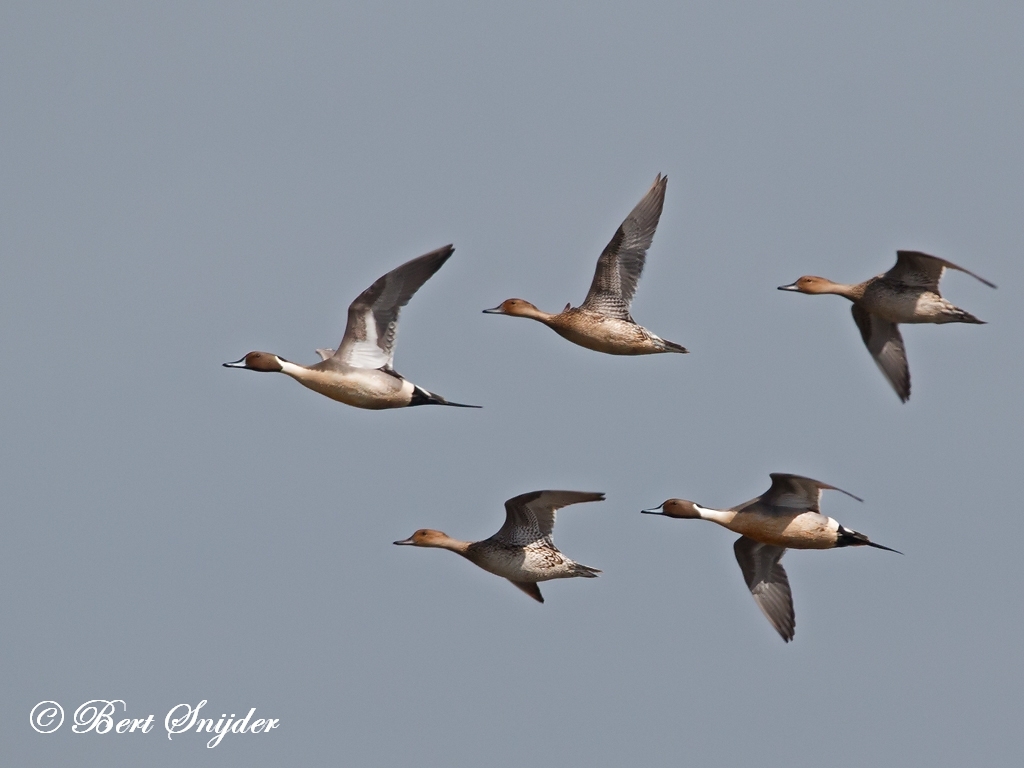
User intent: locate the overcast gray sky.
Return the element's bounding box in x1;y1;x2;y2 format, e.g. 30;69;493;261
3;2;1023;766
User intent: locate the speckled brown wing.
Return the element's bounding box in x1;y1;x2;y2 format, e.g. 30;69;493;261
886;251;996;292
734;536;795;642
851;303;911;402
580;175;667;320
495;490;605;546
333;245;454;370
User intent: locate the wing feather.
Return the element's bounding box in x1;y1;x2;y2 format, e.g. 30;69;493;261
333;245;454;369
851;304;911;402
508;580;544;603
887;251;996;292
734;537;794;642
581;175;667;319
762;473;862;511
495;490;605;546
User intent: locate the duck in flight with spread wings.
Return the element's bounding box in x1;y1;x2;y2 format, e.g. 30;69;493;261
394;490;604;603
779;251;995;402
483;174;688;355
224;245;479;409
643;473;899;642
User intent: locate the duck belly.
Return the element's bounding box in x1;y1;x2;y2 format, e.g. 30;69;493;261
729;512;838;549
862;286;951;323
471;545;573;582
553;317;657;355
294;369;410;409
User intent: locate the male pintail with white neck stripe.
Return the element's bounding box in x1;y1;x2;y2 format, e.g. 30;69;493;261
224;245;479;409
643;473;899;642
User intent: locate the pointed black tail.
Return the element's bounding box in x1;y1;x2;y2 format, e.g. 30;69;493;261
836;525;902;554
410;386;481;408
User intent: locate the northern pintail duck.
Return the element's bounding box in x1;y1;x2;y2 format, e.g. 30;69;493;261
394;490;603;602
642;473;898;642
483;175;687;355
224;245;479;409
779;251;995;402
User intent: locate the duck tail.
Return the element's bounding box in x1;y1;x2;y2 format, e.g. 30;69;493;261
659;338;689;354
836;525;902;554
949;307;985;324
571;563;602;578
410;386;482;409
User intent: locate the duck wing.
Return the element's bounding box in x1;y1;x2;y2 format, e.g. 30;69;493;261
495;490;605;546
851;303;911;403
886;251;996;292
761;473;862;513
508;580;544;603
580;174;667;320
332;245;454;370
733;537;794;642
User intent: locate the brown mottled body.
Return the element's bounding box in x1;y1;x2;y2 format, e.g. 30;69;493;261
545;307;684;355
484;174;688;355
395;490;604;603
860;281;968;324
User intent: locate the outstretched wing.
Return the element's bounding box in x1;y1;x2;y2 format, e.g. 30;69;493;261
508;580;544;603
851;304;911;402
332;245;454;370
733;537;794;642
762;473;862;513
580;174;667;319
886;251;996;292
495;490;605;546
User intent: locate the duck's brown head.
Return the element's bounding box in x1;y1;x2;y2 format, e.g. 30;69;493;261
482;298;543;318
777;275;837;295
223;351;284;372
641;499;701;519
393;529;451;548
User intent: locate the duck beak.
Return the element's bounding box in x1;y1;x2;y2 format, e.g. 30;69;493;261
393;536;416;546
777;282;800;291
640;507;664;515
222;357;247;368
482;305;505;314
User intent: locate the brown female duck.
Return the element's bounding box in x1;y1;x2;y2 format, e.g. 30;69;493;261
395;490;603;603
643;473;898;642
779;251;995;401
484;175;687;355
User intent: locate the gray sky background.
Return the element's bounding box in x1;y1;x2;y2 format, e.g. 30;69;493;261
3;2;1023;766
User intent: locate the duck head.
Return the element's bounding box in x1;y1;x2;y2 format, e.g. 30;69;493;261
641;499;702;519
482;298;546;319
393;529;452;548
777;276;839;294
223;351;284;372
